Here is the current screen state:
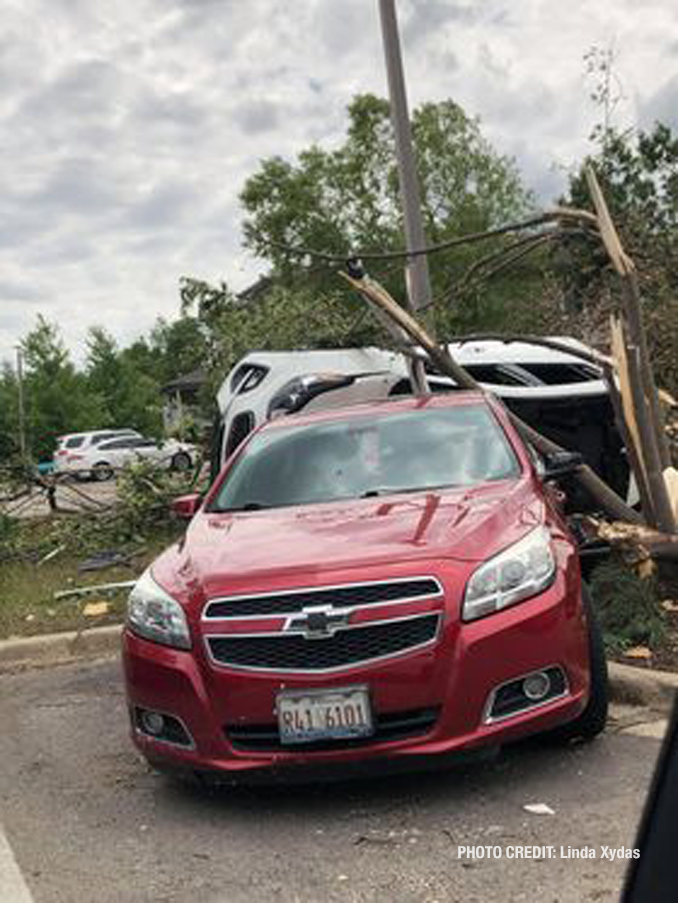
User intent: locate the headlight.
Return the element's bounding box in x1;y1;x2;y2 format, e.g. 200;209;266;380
127;569;192;650
462;526;556;622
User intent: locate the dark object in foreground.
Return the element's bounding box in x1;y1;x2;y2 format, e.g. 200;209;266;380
623;694;678;902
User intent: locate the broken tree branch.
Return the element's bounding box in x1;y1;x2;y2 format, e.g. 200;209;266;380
588;519;678;566
262;207;600;265
453;232;561;300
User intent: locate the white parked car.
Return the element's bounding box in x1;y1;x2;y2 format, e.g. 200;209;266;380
56;435;196;481
54;429;141;476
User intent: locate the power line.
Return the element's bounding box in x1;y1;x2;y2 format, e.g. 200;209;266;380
256;209;598;265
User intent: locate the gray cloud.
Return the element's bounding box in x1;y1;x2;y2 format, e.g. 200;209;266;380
232;99;280;135
122;183;197;229
0;279;45;304
402;0;478;46
29;157;126;216
1;0;677;365
641;75;678;131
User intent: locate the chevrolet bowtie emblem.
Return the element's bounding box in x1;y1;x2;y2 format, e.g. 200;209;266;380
285;604;352;639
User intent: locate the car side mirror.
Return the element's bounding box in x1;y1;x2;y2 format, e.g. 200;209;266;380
171;493;202;519
542;451;584;481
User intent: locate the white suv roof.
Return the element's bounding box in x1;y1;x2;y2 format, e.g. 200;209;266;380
56;429;140;448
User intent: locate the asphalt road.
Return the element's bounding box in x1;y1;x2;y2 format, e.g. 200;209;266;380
1;479;118;520
0;659;666;903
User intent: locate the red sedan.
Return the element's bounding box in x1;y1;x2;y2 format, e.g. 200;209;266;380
122;392;607;782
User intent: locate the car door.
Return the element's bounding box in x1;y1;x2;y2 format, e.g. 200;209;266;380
129;438;165;465
93;438;132;470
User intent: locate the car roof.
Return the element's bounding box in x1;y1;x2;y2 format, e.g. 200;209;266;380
58;428;137;440
262;389;492;431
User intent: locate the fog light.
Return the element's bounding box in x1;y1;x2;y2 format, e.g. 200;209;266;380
141;711;165;735
523;671;551;701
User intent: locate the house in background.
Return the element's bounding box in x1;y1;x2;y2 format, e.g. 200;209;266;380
161;369;207;436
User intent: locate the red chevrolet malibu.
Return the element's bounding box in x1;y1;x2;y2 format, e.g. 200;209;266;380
122;392;607;782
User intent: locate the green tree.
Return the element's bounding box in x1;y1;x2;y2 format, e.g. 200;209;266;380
86;327;163;437
180;278;370;382
240;93;535;338
0;364;19;460
146;316;210;385
20;316;100;458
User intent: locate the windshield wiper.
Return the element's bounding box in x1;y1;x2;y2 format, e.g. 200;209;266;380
218;501;270;512
361;483;458;498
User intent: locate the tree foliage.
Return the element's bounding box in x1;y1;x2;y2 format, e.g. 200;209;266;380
557;49;678;392
20;316;100;458
86;327;163;437
240;93;535;339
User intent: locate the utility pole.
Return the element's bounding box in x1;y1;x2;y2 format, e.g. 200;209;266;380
15;345;27;462
379;0;433;394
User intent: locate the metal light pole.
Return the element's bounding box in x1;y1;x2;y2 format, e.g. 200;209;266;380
15;346;27;462
379;0;433;393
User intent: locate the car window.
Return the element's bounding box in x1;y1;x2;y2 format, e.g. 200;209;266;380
98;438;134;450
225;411;255;458
462;364;532;386
389;378;456;396
65;436;85;449
516;363;600;384
210;405;521;512
91;431;128;445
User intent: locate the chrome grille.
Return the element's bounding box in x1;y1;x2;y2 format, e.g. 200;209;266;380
206;613;440;672
203;577;442;620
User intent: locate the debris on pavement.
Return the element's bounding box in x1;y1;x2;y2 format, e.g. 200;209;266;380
77;549;135;573
54;579;137;602
82;601;111;618
522;803;555;816
623;646;653;661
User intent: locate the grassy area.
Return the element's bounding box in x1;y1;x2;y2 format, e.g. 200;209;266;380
1;459;202;639
0;526;183;639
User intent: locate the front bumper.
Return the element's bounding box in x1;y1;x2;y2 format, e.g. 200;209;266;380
122;572;590;781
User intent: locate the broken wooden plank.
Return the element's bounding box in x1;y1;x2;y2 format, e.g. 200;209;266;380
585;167;675;533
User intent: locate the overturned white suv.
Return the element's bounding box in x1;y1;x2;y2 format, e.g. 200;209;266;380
210;339;629;505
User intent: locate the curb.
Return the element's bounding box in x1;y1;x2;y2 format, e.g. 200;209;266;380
0;624;122;674
2;626;678;713
608;660;678;711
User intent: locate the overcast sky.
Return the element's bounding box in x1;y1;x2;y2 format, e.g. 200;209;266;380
2;0;677;367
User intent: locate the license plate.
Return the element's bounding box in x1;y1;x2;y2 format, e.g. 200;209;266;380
277;686;373;745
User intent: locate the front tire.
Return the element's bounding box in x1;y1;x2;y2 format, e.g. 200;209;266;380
92;462;114;482
171;451;192;472
546;584;608;743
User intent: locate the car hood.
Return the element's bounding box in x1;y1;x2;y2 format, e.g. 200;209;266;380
154;479;546;601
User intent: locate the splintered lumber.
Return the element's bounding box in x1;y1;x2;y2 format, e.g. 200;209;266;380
341;270;644;525
585;167;676;534
610;314;656;524
588;519;678;566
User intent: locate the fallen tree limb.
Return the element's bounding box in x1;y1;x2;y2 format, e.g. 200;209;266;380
262;207;600;264
341;269;644;525
587;519;678;566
